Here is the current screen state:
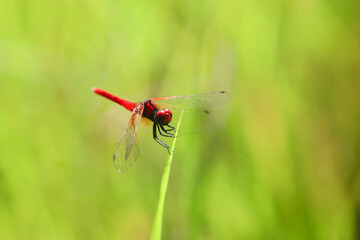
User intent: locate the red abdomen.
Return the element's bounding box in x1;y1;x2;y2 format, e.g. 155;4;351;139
92;88;136;111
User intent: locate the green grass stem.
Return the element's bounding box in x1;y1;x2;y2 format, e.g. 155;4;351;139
150;109;184;240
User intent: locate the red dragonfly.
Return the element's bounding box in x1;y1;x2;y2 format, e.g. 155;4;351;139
92;87;230;172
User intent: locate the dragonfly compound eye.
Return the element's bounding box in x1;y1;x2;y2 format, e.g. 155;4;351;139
154;109;172;125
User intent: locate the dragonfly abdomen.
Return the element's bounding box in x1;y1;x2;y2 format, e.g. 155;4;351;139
92;88;136;111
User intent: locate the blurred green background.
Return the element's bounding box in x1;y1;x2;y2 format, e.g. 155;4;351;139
1;0;360;239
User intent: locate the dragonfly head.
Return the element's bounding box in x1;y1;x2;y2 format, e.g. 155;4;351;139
154;109;172;125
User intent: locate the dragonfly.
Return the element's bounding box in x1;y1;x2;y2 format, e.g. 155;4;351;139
92;87;231;172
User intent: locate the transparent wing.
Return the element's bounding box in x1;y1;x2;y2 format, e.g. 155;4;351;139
113;103;144;173
151;91;231;109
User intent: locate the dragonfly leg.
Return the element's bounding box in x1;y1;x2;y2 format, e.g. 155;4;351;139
153;124;170;153
161;124;176;135
165;124;176;130
158;125;175;138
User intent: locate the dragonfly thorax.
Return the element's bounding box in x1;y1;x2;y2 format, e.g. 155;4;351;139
154;109;172;125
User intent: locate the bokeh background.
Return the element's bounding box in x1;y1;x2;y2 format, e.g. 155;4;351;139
1;0;360;239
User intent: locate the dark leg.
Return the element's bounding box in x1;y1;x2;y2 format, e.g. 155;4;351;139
165;124;175;131
157;125;174;138
153;123;170;153
161;124;176;135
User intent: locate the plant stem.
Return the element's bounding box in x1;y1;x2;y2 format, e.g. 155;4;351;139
150;109;184;240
